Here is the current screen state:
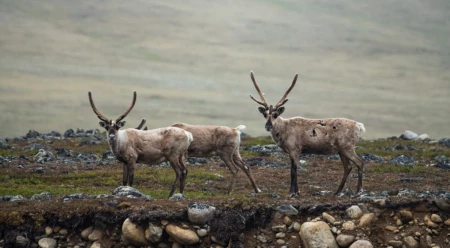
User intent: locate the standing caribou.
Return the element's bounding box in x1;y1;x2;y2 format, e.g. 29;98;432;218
249;71;366;197
136;121;261;194
88;91;193;197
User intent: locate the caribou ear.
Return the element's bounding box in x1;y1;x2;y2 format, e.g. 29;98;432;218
117;121;126;128
277;107;285;115
258;107;266;114
99;122;107;128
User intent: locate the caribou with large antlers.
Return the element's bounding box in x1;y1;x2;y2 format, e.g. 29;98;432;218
249;71;366;197
88;91;193;197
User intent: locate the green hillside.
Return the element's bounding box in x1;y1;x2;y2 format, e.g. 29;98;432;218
1;0;449;138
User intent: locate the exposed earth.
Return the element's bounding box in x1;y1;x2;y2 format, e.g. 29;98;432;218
0;129;449;247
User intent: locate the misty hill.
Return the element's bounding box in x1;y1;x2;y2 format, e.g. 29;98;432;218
0;0;449;138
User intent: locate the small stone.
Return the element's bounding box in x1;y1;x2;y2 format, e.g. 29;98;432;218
275;204;298;216
399;210;414;222
122;218;148;247
292;222;301;232
165;224;199;245
161;220;169;226
196;229;208;238
388;240;403;248
15;235;29;248
145;224;163;243
403;236;419;248
90;241;102;248
38;237;57;248
336;234;355;247
426;220;439;229
45;227;53;236
276;232;286;239
444;218;450;226
349;240;373;248
187;203;216;225
396;219;403;226
342;221;356;231
257;235;268;243
400;130;418;140
385;225;397;232
322;212;336;224
283;216;292;226
88;229;103;241
300;221;338;248
346;205;363;219
359;213;375;227
430;214;442;223
58;229;68;235
81;226;93;240
276;239;286;245
271;225;287;233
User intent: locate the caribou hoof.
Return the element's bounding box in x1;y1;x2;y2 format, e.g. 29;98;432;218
288;192;300;198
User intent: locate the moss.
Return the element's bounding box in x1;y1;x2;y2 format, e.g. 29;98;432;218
241;136;274;146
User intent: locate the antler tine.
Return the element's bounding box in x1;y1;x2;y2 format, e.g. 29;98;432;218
135;118;146;130
115;91;137;122
249;71;269;108
88;91;109;122
274;73;298;108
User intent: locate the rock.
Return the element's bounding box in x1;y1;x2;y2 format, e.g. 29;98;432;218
299;221;338;248
58;229;68;235
187;203;216;225
400;130;418;140
276;239;286;245
336;234;355;247
388;240;403;247
399;210;414;222
112;186;153;200
430;214;442;223
403;236;419;248
433;155;450;169
292;222;301;232
26;130;41;139
187;157;209;164
15;235;29;248
165;224;199;245
196;229;208;238
359;213;375;227
385;225;397;232
81;226;93;240
349;240;373;248
388;155;415;166
243;157;267;166
445;218;450;226
322;212;336;224
416;134;429;141
145;223;163;243
271;225;287;233
31;192;52;201
90;241;103;248
342;221;356;231
169;193;185;200
419;235;432;248
122;218;148;247
276;204;298;216
360;153;384;163
33;149;55;163
88;229;103;241
435;193;450;211
257;234;268;243
283;216;292;226
0;140;9;149
45;226;53;236
346;205;363;219
245;144;283;156
438;138;450;148
276;232;286;238
38;237;57;248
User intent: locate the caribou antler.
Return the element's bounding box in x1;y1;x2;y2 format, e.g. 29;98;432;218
115;91;137;122
249;71;269;108
135;118;146;129
88;91;109;123
274;74;298;109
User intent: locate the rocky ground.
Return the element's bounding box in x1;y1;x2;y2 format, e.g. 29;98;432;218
0;129;449;248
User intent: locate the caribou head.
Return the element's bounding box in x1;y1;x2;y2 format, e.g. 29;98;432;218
88;91;137;141
249;71;298;131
